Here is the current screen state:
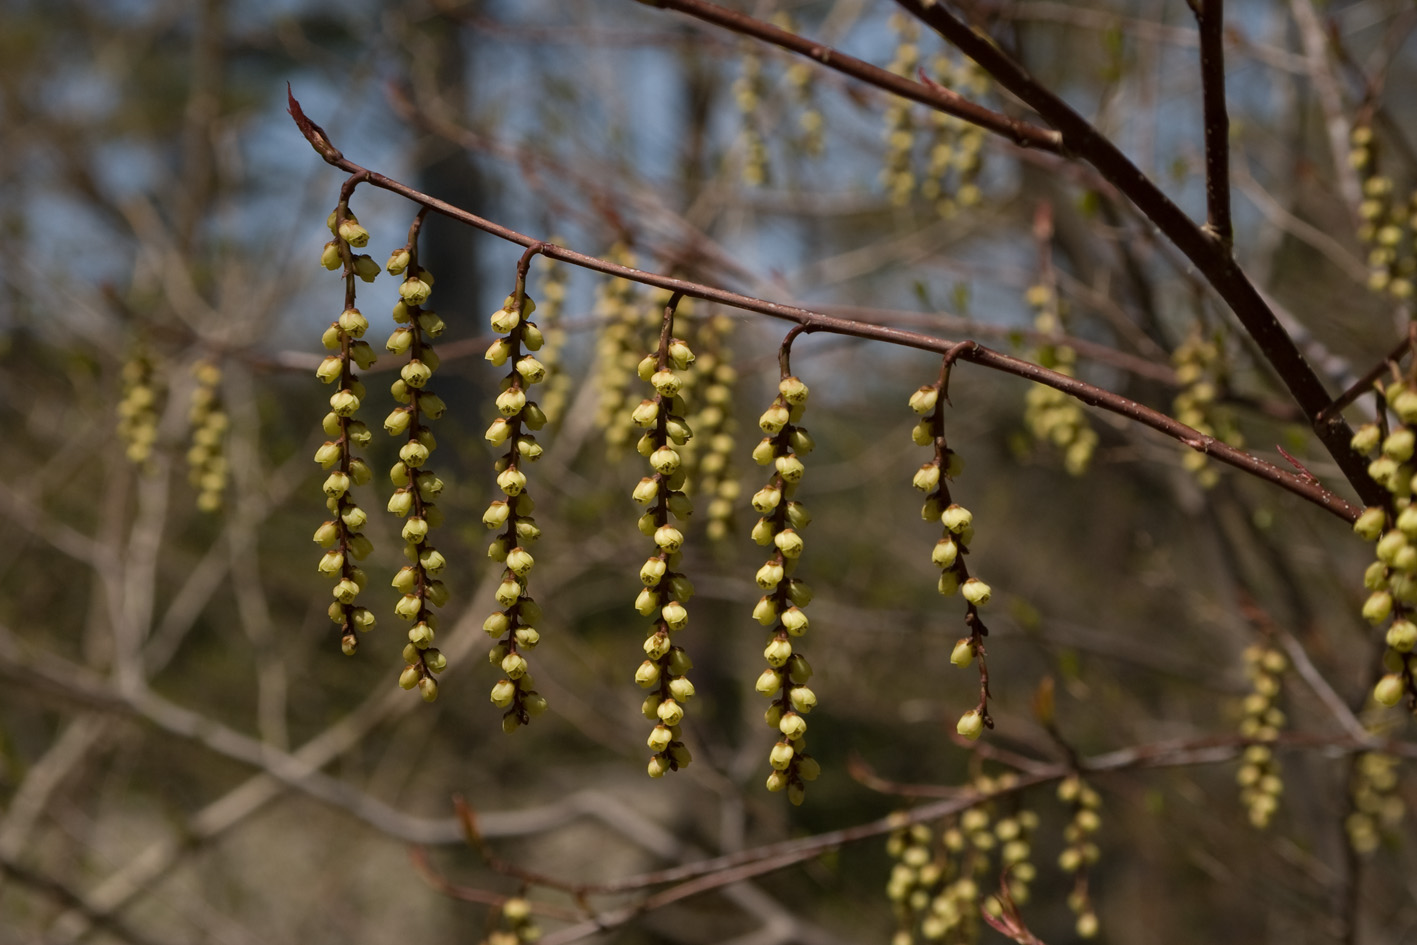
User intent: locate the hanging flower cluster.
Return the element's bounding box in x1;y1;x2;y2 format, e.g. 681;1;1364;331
1346;750;1405;854
592;245;650;453
483;272;551;731
881;13;921;207
528;251;572;427
732;43;770;187
909;372;994;738
683;312;739;542
1056;775;1102;939
478;896;540;945
1351;125;1416;301
117;347;162;468
383;225;451;702
186;360;228;512
313;201;379;656
920;53;986;217
1020;284;1096;476
1236;643;1287;828
631;300;697;776
750;365;820;804
1172;324;1243;489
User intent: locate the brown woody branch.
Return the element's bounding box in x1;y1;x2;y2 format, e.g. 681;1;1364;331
1192;0;1234;249
288;90;1361;523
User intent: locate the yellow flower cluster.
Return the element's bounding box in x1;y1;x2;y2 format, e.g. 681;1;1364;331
881;14;922;207
483;288;551;729
529;252;571;427
1236;644;1286;827
1057;775;1102;938
313;204;379;657
1352;126;1417;300
732;46;770;187
186;360;228;512
1020;284;1096;476
920;54;986;217
117;348;162;467
592;250;652;452
631;333;698;776
678;310;739;542
750;374;820;804
478;896;539;945
384;249;451;702
1172;325;1242;488
1346;751;1405;854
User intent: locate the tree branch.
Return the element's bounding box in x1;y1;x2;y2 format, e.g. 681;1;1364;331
1193;0;1234;249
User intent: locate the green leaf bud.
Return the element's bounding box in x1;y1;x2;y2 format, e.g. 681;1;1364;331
399;665;421;690
769;740;795;770
635;660;661;688
909;386;939;415
321;240;342;270
759;403;791;434
634;587;658;616
348;459;372;486
662;600;689;631
961;578;992;605
779;375;809;405
956;709;985;740
764;638;793;667
668;676;695;702
497;467;527;496
418;676;438;703
1374;673;1405;706
650;446;681;475
506;547;535;576
1355;507;1389;541
785;580;813;607
667;573;694;602
495;387;527;417
322;471;351;498
789;686;817;713
756;560;785;589
352;255;380;282
338;307;368;337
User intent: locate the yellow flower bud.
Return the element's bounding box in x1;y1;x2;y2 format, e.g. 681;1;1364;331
909;386;939;415
320;240;342;270
756;561;785;589
769;740;795;770
764;638;793;667
759;403;791;434
654;524;684;553
961;578;992;605
647;755;670;778
1374;673;1405;706
778;375;809;405
506;547;535;575
489;304;520;334
753;596;779;625
956;709;984;740
495;577;522;608
635;587;658;616
352;255;380;282
399;666;421;690
635;660;661;688
752;485;782;513
1354;507;1388;541
942;504;973;533
400;360;433;389
647;724;673;752
316;356;343;384
322;471;351;498
775;455;806;482
661;600;689;631
496;387;527;417
338;307;368;337
640;556;667;586
418;676;439;702
497;467;527;496
651;370;682;397
650;446;681;475
631;399;659;427
789;686;817;713
1363;590;1394;624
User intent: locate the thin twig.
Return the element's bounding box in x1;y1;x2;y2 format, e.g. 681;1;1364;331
1192;0;1234;250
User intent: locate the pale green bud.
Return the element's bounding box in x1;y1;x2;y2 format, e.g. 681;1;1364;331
489;304;520;334
635;660;661;688
483;611;510;637
322;471;351;498
329;388;361;417
766;770;789;792
497;467;527;496
522;322;544;350
644;632;671;660
1374;673;1405;706
1386;428;1417;462
486;418;511;446
496;387;527;417
785;580;813;607
332;578;360;604
495;576;522;608
394;594;422;619
490;679;517;707
1387;619;1417;652
753;596;779;625
752;485;782;513
756;669;782;696
506;547;535;576
652;370;682;397
636;433;655;457
938;570;961;596
400;360;433;389
650;446;681;475
347;533;373;559
751;518;775;546
501;651;529;679
485;339;511;367
321;323;342;350
665;416;693;445
320;240;342;270
337;219;369;247
514;626;540;649
635;586;658;616
666;491;692;520
781;607;809;636
932;538;959;568
482;501;510;529
668;574;694;602
786;653;812;684
764;638;793;667
399;440;430;468
759;403;791;434
425;580;449;607
668;676;696;702
416;311;444;337
636;355;657;382
956;709;984;740
392;566;418;593
647;724;674;753
661;600;688;631
409;622;435;648
950;638;974;667
921;495;945;521
647;755;670;778
789;686;817;713
348;458;372;486
756;561;785;589
419;547;446;574
961;578;992;605
640;556;667;586
779;375;809;405
1378;530;1410;565
350;607;376;633
316;356;343;384
418;676;438;702
1364;590;1395;624
1394;393;1417;425
654;524;684;554
399;277;432;305
788;427;814;455
942;504;973;533
631;399;659;427
909;385;939;415
668;339;695;370
769;740;795;770
774;528;804;558
385;327;413;355
1355;507;1388;541
314;440;342;468
775;455;805;482
338;307;368;337
386;248;411;275
632;477;659;504
313;520;341;546
913;462;941;493
785;502;811;530
797;755;821;782
387;489;413;517
399;666;421;690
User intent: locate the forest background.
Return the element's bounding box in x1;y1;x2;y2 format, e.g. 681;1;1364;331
1;1;1416;944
